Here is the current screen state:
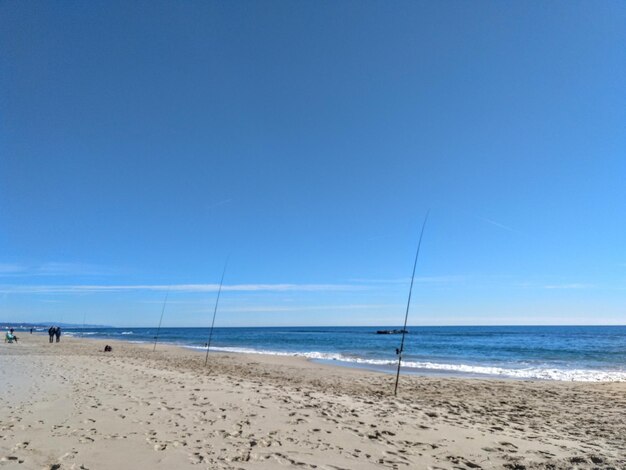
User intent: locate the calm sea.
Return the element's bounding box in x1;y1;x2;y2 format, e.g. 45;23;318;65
52;325;626;382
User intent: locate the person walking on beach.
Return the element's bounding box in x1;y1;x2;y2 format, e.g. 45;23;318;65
48;326;55;343
55;326;61;343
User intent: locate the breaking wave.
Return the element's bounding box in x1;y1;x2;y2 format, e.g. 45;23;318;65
184;345;626;382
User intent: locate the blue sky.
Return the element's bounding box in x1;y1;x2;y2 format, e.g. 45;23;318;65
1;1;625;327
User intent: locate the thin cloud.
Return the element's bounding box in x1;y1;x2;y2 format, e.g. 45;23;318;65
349;278;409;284
35;262;117;276
0;262;116;277
0;263;28;274
349;275;465;284
543;283;594;290
415;275;466;283
218;304;402;313
0;283;368;295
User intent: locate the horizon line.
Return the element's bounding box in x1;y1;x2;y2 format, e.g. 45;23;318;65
5;323;625;328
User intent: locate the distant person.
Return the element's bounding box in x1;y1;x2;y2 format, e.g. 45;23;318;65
30;328;33;334
48;326;56;343
55;326;61;343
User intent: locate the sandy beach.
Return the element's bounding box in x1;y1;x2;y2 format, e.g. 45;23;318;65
1;334;624;469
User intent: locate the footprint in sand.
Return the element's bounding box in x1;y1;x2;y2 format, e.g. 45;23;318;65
11;441;29;451
189;452;205;464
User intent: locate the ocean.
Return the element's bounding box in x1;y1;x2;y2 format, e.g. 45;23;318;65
53;325;626;382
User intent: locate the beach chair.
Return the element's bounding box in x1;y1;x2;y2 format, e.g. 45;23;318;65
5;332;15;343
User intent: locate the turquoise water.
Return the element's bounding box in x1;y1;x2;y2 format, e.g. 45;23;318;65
55;325;626;381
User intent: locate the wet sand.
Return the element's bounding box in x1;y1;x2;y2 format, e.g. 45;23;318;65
1;334;625;469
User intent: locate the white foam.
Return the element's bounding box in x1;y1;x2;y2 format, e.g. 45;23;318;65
120;331;134;335
183;345;626;382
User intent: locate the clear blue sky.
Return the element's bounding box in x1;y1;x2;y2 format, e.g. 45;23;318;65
1;1;624;327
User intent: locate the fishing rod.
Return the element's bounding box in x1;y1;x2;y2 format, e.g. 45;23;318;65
394;210;430;396
153;287;171;352
205;259;229;366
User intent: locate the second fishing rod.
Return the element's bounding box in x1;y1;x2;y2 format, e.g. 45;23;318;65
205;257;229;366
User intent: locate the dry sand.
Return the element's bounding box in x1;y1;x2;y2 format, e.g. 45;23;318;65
1;334;625;469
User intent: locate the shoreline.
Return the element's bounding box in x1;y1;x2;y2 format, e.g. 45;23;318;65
41;332;526;381
2;333;626;469
49;329;626;383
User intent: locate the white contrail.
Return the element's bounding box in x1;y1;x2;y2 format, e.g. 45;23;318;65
478;216;519;233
